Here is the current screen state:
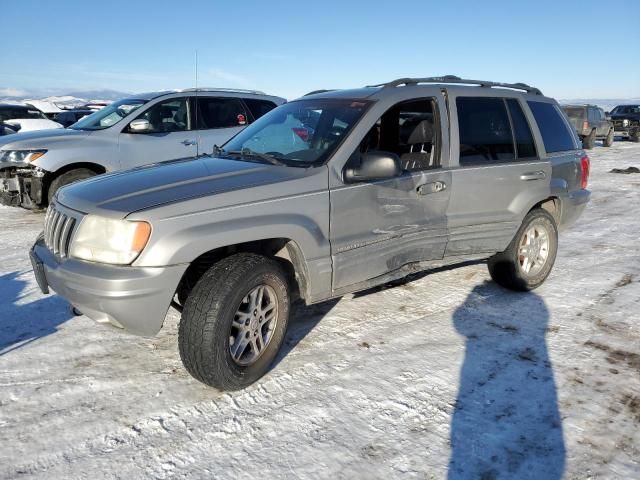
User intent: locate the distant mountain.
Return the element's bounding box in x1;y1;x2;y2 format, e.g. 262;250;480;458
0;87;131;109
559;98;640;112
64;89;132;101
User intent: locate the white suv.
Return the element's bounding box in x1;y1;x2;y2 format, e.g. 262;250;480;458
0;89;285;208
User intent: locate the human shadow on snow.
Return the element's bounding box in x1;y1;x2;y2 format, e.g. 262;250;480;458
448;281;565;480
0;271;72;356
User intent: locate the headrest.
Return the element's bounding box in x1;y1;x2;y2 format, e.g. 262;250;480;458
407;119;434;144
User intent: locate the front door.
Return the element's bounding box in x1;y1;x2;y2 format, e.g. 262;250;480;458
446;96;551;255
118;97;197;169
330;97;451;291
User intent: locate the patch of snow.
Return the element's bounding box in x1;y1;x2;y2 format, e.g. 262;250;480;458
0;141;639;479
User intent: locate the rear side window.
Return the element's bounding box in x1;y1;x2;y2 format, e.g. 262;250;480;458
457;97;514;165
243;99;278;121
196;97;248;129
506;99;536;159
528;101;577;153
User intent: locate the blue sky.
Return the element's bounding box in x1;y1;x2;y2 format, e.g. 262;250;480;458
2;0;639;100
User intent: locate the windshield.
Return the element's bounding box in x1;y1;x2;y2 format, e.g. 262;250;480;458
0;107;48;122
220;99;371;166
70;98;147;130
611;105;640;114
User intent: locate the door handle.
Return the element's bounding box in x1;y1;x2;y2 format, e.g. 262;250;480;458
417;181;447;195
520;171;546;181
181;139;197;146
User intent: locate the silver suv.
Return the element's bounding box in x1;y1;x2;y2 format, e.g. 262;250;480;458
0;89;285;208
30;76;591;390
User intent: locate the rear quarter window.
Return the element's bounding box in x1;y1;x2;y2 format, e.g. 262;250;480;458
528;101;577;153
243;99;278;121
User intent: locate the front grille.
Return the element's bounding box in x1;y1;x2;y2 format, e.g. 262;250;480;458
44;204;77;258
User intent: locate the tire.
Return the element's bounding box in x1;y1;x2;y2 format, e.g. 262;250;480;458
582;129;595;149
178;253;291;390
603;128;614;147
630;129;640;143
487;209;558;291
47;168;97;204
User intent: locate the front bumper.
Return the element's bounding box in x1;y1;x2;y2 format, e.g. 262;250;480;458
31;236;188;336
0;165;46;208
559;189;590;229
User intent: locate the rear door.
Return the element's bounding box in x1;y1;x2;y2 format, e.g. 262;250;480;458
595;108;609;136
118;96;197;169
193;96;249;155
446;95;551;256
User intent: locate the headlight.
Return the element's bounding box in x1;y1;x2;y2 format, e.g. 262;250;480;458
70;215;151;265
0;149;47;163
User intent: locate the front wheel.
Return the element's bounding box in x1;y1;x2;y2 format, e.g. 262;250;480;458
488;209;558;291
47;168;97;204
603;128;614;147
178;253;291;390
582;130;596;149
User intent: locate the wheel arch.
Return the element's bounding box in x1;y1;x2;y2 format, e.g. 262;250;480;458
44;162;106;199
175;237;312;306
528;196;561;224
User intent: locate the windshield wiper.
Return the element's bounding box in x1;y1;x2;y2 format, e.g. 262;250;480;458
226;147;287;166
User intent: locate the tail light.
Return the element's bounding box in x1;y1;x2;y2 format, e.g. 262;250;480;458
580;154;590;189
582;121;589;131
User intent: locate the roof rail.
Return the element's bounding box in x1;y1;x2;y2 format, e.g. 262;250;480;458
182;87;266;95
367;75;542;95
303;89;336;96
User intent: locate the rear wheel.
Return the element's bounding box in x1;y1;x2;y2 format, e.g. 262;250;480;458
488;209;558;291
582;129;596;149
47;168;97;204
178;253;291;390
603;128;614;147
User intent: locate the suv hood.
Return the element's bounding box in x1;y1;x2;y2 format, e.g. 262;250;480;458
0;128;92;150
57;156;318;217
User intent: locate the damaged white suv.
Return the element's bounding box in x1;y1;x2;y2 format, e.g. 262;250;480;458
0;89;285;208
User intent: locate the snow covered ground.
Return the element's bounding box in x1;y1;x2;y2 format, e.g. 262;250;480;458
0;142;639;479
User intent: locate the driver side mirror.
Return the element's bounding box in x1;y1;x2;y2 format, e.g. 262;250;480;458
128;119;151;133
344;151;402;183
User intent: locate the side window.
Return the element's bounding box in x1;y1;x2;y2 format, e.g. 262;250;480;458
133;97;190;133
196;97;248;129
357;98;439;172
527;101;577;153
243;99;278;121
457;97;514;165
506;99;537;159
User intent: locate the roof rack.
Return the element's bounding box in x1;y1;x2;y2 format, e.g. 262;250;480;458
303;89;336;96
367;75;542;95
182;87;266;95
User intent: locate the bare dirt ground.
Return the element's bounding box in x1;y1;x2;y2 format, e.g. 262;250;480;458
1;141;639;479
